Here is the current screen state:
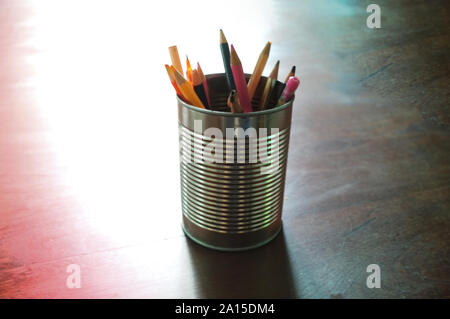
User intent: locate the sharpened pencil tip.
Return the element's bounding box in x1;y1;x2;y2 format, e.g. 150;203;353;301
192;69;202;86
269;60;280;79
229;44;241;66
262;41;271;55
220;29;228;44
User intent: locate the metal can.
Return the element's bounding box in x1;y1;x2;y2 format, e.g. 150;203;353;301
178;73;293;251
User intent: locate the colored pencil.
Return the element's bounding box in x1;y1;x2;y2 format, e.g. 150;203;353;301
284;65;296;84
247;41;271;101
192;69;210;109
186;56;193;84
219;29;236;90
227;90;243;113
230;44;252;113
259;60;279;110
173;68;206;109
277;76;300;105
169;45;183;75
197;62;211;106
165;64;185;100
274;66;296;102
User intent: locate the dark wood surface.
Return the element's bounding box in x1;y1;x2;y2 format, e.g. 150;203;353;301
0;0;449;298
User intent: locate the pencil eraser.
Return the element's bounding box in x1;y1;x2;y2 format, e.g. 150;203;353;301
281;76;300;101
286;76;300;93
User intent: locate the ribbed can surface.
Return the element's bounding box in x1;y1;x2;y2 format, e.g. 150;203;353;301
178;74;293;251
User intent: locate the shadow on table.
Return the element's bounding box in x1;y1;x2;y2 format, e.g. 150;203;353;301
185;227;299;298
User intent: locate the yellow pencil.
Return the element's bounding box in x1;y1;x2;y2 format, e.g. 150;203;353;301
259;60;279;110
247;41;271;101
173;68;205;109
169;45;183;75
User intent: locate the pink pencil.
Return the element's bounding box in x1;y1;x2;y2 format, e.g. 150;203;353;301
278;76;300;105
230;45;252;113
197;62;211;106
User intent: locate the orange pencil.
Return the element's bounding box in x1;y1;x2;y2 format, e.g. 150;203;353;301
197;62;211;106
186;56;193;84
165;64;185;100
173;68;205;109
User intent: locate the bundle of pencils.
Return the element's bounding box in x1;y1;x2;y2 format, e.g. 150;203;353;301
165;30;300;113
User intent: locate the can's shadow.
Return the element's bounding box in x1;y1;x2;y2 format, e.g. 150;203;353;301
185;228;299;298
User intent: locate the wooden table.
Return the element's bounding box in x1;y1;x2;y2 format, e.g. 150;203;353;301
0;0;448;298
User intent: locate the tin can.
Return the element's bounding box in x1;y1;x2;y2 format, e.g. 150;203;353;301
178;73;293;251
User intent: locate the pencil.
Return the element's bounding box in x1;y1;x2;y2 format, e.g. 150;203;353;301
186;56;193;85
169;45;183;75
173;68;206;109
259;60;279;110
230;44;252;113
284;65;296;84
219;29;236;90
227;90;243;113
277;76;300;106
197;62;211;106
192;69;210;109
247;41;271;101
274;66;296;102
165;64;185;100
